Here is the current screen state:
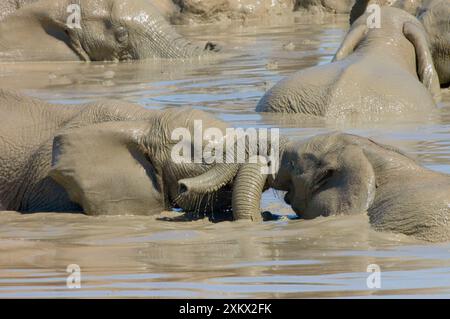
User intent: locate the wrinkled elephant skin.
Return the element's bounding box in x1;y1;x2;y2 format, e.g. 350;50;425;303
271;132;450;242
0;90;266;221
256;7;441;118
0;0;217;62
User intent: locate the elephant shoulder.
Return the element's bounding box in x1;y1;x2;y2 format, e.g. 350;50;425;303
0;89;74;143
369;175;450;242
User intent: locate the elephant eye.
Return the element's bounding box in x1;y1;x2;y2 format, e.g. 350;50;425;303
115;27;129;43
314;168;334;189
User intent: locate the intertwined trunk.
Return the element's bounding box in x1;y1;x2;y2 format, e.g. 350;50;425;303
177;137;288;221
178;162;267;221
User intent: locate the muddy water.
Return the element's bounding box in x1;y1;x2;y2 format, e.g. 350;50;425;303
1;14;450;298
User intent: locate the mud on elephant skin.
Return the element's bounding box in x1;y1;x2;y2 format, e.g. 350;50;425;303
256;7;441;118
271;132;450;242
170;0;296;24
351;0;450;88
152;0;181;19
169;0;357;24
295;0;356;14
0;90;268;220
0;0;179;22
0;0;38;22
349;0;433;24
0;0;219;62
416;0;450;87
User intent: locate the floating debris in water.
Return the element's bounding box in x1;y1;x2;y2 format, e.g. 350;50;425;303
283;42;296;51
102;70;115;79
266;61;278;70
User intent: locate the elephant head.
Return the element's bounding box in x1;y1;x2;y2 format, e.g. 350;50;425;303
271;133;377;219
49;107;267;220
62;0;218;60
270;132;450;241
2;0;218;61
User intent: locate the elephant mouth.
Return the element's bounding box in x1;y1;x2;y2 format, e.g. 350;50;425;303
283;192;292;205
282;187;308;217
172;182;234;218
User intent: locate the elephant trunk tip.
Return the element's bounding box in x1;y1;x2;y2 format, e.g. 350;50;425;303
177;177;225;195
204;41;221;53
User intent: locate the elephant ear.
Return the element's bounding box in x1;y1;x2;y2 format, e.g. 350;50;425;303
332;24;368;62
37;9;91;61
349;0;371;25
403;21;442;103
49;121;164;215
63;27;91;62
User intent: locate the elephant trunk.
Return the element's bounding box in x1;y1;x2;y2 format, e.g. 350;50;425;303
232;136;290;220
138;9;215;59
177;162;268;221
177;136;288;221
178;163;239;194
232;163;267;221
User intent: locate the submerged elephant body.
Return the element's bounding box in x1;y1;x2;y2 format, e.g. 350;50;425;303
352;0;449;87
0;90;267;220
273;132;450;242
0;0;217;62
257;7;440;118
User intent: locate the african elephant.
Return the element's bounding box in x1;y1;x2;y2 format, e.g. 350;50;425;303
295;0;356;14
0;0;218;62
0;90;267;220
351;0;449;87
256;6;441;117
271;132;450;242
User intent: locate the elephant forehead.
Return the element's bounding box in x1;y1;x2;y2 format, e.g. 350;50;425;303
80;0;110;17
302;133;350;152
111;0;157;21
115;6;152;23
